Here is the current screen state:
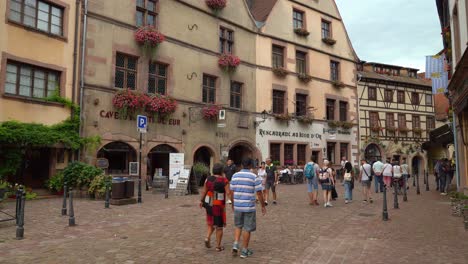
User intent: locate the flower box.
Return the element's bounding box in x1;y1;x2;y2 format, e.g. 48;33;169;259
274;113;292;121
387;127;397;133
412;128;423;134
297;73;312;83
328;120;340;129
399;127;410;133
294;28;310;37
206;0;227;11
134;27;165;57
218;54;240;72
332;81;346;88
112;89;177;118
145;94;177;118
340;121;354;129
296;115;314;124
322;37;336;45
272;67;288;78
370;126;383;132
202;105;222;121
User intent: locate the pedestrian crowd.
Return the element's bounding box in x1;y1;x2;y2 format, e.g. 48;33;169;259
198;156;416;259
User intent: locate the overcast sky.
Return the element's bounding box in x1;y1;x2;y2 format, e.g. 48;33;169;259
335;0;443;71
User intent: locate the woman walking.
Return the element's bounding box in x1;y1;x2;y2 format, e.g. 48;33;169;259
319;160;334;207
257;162;266;201
343;161;354;204
199;163;230;251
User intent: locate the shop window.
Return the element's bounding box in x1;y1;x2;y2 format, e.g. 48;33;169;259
9;0;64;36
272;90;285;114
230;81;242;109
297;144;306;166
270;143;281;163
296;51;307;74
368;87;377;100
284;144;294;165
115;53;137;90
295;94;307;117
219;27;234;54
327;142;336;164
326;99;335;120
5;61;60;98
148;62;167;95
202;74;216;103
136;0;157;27
272;45;284;68
339;101;347;121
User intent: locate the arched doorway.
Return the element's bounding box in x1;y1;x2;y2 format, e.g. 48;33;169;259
365;144;382;163
229;144;253;166
193;146;213;167
147;144;178;178
97;141;137;174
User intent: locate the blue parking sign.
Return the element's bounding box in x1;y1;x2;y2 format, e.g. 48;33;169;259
137;115;147;132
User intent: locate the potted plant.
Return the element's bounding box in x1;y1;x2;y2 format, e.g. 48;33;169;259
145;94;178;119
294;28;310;37
218;54;240;73
45;172;64;195
332;81;346;88
297;73;313;83
193;163;210;187
272;67;288;78
88;174;112;200
201;104;221;121
296;115;314;124
112;89;144;118
134;26;165;57
322;37;336;45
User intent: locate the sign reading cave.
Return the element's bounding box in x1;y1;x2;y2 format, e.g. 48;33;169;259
99;110;181;126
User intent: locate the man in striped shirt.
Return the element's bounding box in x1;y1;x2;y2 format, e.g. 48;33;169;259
230;158;266;258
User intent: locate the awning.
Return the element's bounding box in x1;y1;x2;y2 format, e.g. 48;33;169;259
423;123;454;149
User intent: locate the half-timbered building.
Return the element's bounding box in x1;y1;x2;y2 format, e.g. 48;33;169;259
358;62;435;177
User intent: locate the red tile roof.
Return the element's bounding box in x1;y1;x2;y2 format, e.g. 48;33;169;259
248;0;278;22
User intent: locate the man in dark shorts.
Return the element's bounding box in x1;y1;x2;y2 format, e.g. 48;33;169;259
264;158;278;205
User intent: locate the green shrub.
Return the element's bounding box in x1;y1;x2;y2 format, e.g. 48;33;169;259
193;162;209;176
63;162;103;189
46;172;64;192
88;174;112;198
25;191;37;200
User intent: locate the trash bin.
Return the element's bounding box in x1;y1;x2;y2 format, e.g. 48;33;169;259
111;177;125;199
124;179;134;198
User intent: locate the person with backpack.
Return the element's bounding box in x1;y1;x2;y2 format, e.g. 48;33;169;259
343;160;354;204
319;160;334;207
382;159;393;189
304;158;320;205
359;159;373;203
199;163;230;252
392;159;403;194
372;159;385;193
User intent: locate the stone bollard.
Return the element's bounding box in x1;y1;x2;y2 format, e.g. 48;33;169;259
68;188;76;226
382;185;389;221
16;187;26;240
393;180;399;209
62;183;68;216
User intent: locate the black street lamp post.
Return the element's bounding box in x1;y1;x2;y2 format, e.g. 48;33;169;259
62;183;67;216
382;185;389;221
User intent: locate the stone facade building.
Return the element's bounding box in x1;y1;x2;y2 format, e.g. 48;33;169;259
80;0;260;179
249;0;359;167
357;62;435;177
0;0;80;187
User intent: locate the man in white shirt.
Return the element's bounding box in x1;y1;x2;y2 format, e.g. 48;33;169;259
401;158;410;190
359;159;373;203
372;159;385;193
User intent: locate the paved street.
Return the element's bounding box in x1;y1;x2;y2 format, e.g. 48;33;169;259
0;183;467;264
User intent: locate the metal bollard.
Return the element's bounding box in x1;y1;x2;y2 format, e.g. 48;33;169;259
393;180;399;209
68;188;75;226
62;183;68;216
382;185;389;221
425;171;430;191
165;175;169;199
105;185;110;209
423;169;427;184
15;187;23;225
416;172;421;195
412;174;416;187
16;188;26;240
403;176;408;202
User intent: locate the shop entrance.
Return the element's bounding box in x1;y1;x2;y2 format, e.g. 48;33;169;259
365;144;382;163
228;144;253;166
97;142;137;174
147;144;178;178
193;146;213;167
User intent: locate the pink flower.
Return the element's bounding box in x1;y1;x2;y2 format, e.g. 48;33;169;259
134;27;165;47
218;54;240;70
206;0;227;10
202;105;222;120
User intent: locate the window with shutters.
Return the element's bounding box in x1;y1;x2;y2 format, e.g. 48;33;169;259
202;74;216;103
148;62;167;95
9;0;64;36
272;45;284;68
272;90;285;114
326;99;335;120
136;0;157;27
4;60;60;98
115;53;137;90
230;81;242;109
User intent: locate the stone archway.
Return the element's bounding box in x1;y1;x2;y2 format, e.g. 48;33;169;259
147;144;178;178
97;141;137;174
411;155;424;179
193;146;215;167
228;143;254;167
364;143;383;163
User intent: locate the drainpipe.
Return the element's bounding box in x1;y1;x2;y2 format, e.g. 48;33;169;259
71;0;80;119
78;0;88;161
356;73;362;164
452;111;460;191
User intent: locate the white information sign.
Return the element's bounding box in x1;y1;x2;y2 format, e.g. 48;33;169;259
169;153;185;189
